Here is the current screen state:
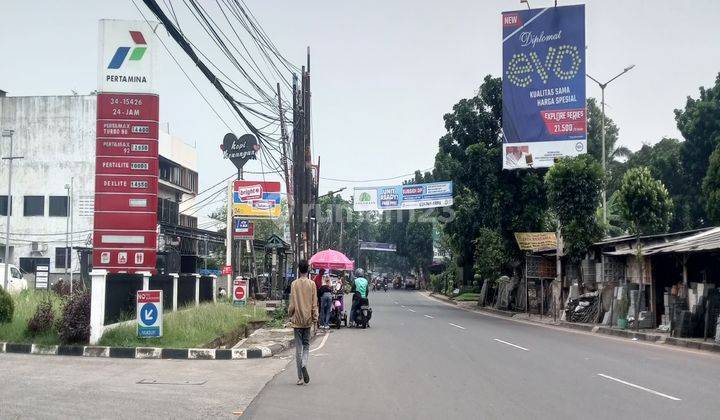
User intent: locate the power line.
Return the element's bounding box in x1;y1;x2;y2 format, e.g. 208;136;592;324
319;168;434;183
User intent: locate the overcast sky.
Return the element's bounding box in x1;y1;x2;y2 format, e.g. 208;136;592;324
2;0;719;217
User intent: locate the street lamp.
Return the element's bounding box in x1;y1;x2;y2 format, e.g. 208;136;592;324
586;64;635;233
2;129;21;291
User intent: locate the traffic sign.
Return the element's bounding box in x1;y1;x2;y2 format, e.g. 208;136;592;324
137;290;163;338
232;278;247;306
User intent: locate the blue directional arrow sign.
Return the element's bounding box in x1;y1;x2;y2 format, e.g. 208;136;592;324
137;290;163;338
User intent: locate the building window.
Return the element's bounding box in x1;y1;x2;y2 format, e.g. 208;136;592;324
55;247;70;269
23;196;45;216
49;196;69;217
0;195;11;216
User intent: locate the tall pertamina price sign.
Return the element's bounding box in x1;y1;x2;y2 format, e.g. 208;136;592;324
501;5;586;169
93;20;159;273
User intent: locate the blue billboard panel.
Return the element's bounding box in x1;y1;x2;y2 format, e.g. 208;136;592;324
353;181;453;212
502;4;586;169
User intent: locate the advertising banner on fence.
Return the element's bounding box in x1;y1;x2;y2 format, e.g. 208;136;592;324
353;181;453;212
502;5;586;169
232;180;282;219
514;232;557;251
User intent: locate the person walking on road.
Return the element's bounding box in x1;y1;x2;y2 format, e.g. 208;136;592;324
318;277;333;329
288;259;318;385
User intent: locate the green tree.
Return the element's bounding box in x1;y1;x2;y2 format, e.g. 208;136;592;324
473;228;509;283
616;167;673;235
545;155;604;261
587;97;629;167
622;138;689;230
674;73;720;227
702;144;720;224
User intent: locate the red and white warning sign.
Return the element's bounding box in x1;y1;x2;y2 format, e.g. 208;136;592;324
232;277;247;306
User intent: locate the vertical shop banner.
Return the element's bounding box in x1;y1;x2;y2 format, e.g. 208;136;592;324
94;20;159;273
502;5;586;169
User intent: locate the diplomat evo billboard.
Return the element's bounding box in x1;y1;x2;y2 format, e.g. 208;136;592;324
502;5;586;169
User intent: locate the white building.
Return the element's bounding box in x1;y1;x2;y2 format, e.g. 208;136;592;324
0;92;220;284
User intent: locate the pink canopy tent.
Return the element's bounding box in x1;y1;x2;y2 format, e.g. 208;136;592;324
309;249;355;270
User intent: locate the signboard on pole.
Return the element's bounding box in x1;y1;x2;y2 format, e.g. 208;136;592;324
34;261;50;290
94;19;159;274
353;181;453;212
501;5;586;169
514;232;557;251
232;278;247;306
359;241;397;252
221;133;260;170
232;218;255;239
232;181;282;219
137;290;162;338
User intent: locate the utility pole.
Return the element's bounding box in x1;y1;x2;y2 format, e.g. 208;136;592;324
65;177;74;295
277;82;295;262
2;129;22;291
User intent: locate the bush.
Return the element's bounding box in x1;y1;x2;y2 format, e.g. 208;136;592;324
0;287;14;324
58;291;91;344
51;278;85;297
27;300;55;336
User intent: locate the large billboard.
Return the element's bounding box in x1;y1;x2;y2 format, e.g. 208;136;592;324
353;181;453;212
93;20;159;273
502;5;586;169
232;180;282;219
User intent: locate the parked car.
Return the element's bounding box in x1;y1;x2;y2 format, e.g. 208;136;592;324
404;276;417;289
0;263;29;293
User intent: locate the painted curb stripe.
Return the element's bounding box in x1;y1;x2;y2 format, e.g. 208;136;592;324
58;345;85;356
188;349;215;360
6;343;31;353
109;347;136;358
84;346;110;357
31;345;58;355
215;349;232;360
135;347;161;359
161;348;188;359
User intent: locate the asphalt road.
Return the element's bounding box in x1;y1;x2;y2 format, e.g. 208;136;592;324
243;290;720;420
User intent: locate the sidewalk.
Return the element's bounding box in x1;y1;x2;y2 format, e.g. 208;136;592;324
426;292;720;353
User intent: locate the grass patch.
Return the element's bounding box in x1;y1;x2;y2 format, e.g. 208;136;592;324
0;289;64;345
454;293;481;302
98;302;268;348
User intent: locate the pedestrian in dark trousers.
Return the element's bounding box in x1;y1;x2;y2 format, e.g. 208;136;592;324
288;260;318;385
319;277;333;329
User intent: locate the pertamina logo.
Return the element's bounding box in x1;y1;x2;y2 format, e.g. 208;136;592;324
108;31;147;69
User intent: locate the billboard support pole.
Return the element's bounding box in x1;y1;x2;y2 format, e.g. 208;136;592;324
226;180;233;294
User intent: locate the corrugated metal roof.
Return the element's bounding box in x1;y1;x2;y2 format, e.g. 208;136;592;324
603;227;720;256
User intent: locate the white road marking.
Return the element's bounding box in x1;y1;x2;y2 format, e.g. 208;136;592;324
309;332;330;353
449;323;466;330
493;338;529;351
408;308;416;313
393;301;399;304
424;315;435;319
401;305;406;308
597;374;681;401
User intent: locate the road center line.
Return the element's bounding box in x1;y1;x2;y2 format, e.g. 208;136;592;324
424;315;434;319
493;338;529;351
408;308;416;312
449;323;466;330
309;332;330;353
597;374;681;401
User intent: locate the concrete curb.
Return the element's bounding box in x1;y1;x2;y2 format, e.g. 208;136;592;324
424;292;720;354
0;341;283;360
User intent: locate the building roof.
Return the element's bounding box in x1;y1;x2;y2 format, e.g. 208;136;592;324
603;227;720;256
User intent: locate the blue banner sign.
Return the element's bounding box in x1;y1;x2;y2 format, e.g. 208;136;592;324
353;181;453;212
502;4;586;169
